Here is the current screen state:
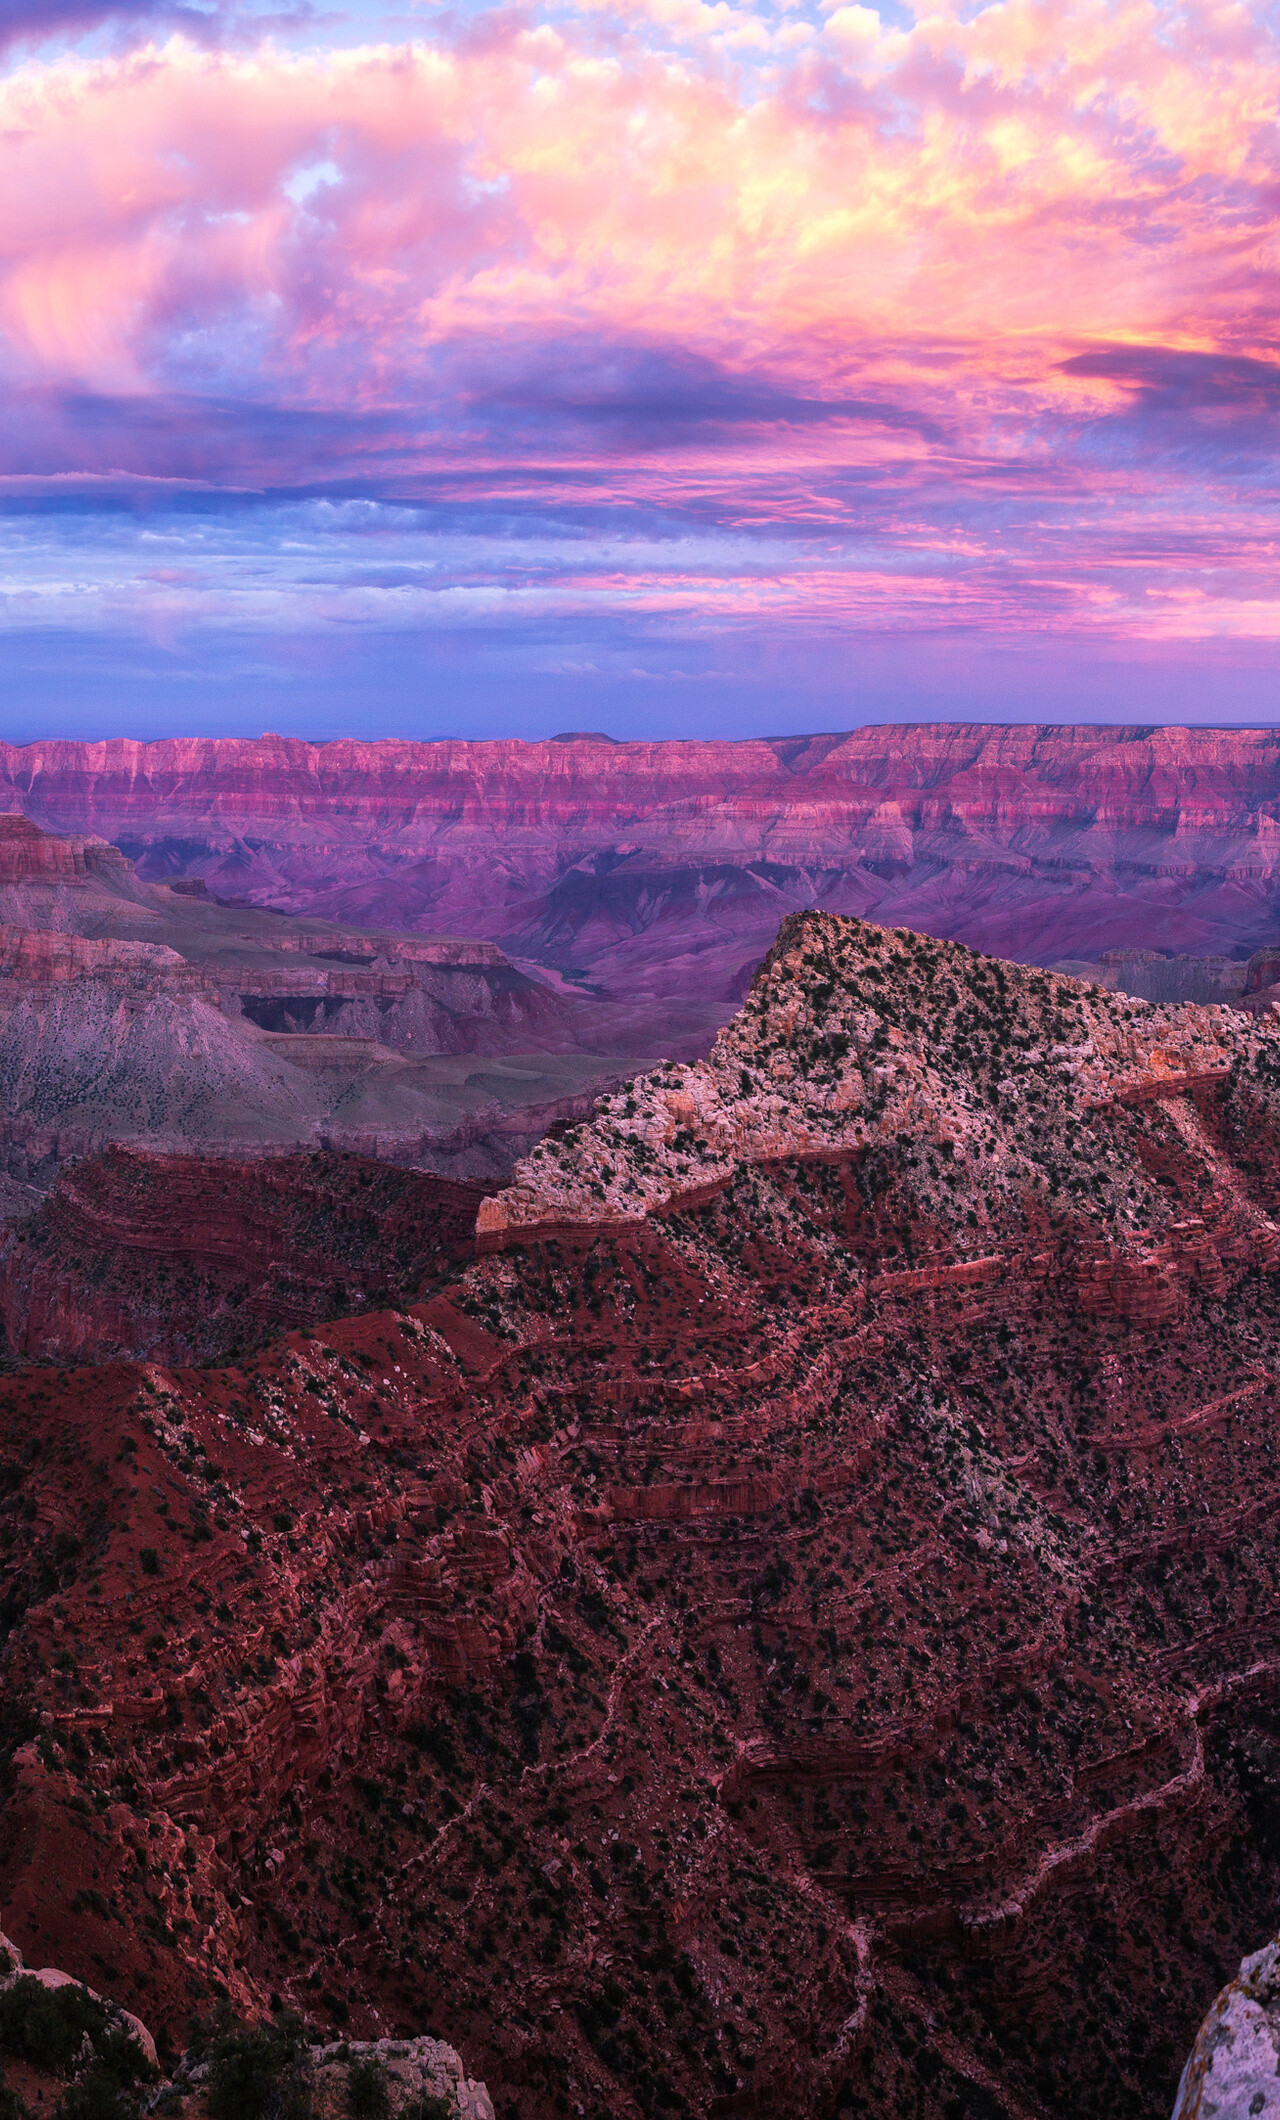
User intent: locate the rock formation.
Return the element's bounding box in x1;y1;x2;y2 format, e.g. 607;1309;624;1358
0;819;637;1186
0;814;135;889
1173;1938;1280;2120
306;2036;495;2119
5;916;1280;2118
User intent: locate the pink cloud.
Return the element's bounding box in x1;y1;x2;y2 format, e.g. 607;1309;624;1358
0;5;1269;379
0;0;1277;658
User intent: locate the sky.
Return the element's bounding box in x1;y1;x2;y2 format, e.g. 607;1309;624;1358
0;0;1279;738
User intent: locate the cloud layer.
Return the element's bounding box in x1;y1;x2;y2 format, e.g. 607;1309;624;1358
1;0;1279;729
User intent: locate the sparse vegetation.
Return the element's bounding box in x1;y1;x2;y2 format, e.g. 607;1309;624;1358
203;2013;312;2120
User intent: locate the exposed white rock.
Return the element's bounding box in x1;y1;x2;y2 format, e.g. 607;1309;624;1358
309;2033;495;2118
1174;1938;1280;2119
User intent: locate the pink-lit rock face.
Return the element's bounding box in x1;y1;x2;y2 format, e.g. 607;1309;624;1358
0;815;132;886
4;728;1280;1038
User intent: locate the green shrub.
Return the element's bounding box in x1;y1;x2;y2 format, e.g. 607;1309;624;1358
55;2073;138;2120
0;1980;154;2120
205;2015;311;2120
346;2055;391;2118
0;1978;111;2077
83;2029;153;2098
400;2098;455;2120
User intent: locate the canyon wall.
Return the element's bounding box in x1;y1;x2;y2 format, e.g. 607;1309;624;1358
2;730;1280;1022
0;820;631;1185
4;922;1280;2118
0;814;134;888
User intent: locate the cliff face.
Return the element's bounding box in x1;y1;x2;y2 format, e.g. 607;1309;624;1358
4;728;1280;1027
0;820;632;1184
8;918;1280;2119
11;726;1280;867
0;814;134;887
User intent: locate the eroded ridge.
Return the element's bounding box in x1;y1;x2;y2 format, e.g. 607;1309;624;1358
4;915;1280;2120
482;912;1280;1260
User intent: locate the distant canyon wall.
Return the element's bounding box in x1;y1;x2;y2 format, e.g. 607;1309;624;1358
3;726;1280;979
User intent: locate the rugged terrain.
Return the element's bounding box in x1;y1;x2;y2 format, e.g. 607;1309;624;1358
6;727;1280;1043
0;1150;490;1367
0;817;639;1186
4;915;1280;2120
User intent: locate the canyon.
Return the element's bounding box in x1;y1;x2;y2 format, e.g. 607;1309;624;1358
0;816;639;1190
2;727;1280;1051
3;916;1280;2118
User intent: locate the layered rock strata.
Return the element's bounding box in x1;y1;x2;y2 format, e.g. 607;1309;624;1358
0;814;134;888
6;728;1280;1022
0;821;629;1183
0;1149;491;1365
4;920;1280;2119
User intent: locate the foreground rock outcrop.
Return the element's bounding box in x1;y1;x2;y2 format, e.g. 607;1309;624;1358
478;911;1272;1255
7;916;1280;2118
1173;1938;1280;2120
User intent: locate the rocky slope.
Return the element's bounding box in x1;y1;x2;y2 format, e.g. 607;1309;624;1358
0;819;638;1185
6;917;1280;2118
6;727;1280;1045
0;1149;491;1367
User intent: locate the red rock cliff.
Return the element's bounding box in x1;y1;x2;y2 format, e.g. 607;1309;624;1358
3;727;1280;982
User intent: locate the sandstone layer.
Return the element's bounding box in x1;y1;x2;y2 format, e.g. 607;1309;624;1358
4;728;1280;1046
4;919;1280;2118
